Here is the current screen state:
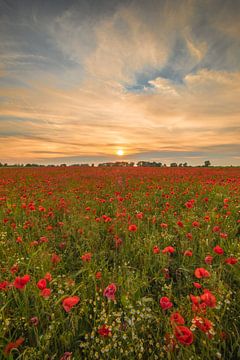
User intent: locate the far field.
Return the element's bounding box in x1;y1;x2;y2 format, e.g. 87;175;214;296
0;167;240;359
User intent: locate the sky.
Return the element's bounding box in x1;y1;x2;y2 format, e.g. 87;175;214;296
0;0;240;166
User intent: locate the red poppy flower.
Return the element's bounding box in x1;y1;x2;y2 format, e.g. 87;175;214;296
95;271;102;279
200;289;216;308
174;326;193;346
162;246;175;254
51;253;61;264
13;275;30;289
160;296;173;310
30;317;39;326
220;232;228;239
177;221;184;228
184;250;193;257
205;255;213;265
10;264;19;274
194;268;210;279
44;272;52;282
136;212;143;219
81;252;92;262
213;226;220;233
0;280;9;291
62;296;80;312
170;312;185;325
153;246;160;254
193;282;202;289
193;316;213;334
128;224;137;232
40;288;51;298
98;324;112;337
4;337;24;355
37;278;47;290
103;283;117;300
225;257;238;265
213;245;224;255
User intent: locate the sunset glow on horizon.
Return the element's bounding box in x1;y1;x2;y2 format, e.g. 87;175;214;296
0;0;239;166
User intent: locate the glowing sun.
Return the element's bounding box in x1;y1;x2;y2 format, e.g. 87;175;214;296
116;149;124;156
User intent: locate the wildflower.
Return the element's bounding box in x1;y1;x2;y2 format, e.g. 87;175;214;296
192;221;200;227
136;212;143;219
37;278;47;290
185;200;194;209
98;324;112;337
193;316;213;335
193;282;202;289
44;272;52;282
128;224;137;232
30;317;39;326
51;253;61;264
205;255;213;265
16;236;22;243
4;337;24;355
40;288;51;298
39;236;48;243
174;326;193;345
225;257;238;265
13;275;30;289
62;296;80;312
170;312;185;325
194;268;210;279
60;352;72;360
95;271;102;279
81;252;92;262
162;246;175;254
160;297;173;310
153;246;160;254
103;283;117;300
177;221;184;228
0;280;9;291
213;226;220;233
200;289;216;308
10;264;19;274
184;250;193;257
213;245;224;255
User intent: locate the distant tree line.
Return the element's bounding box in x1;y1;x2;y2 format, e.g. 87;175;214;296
2;160;237;168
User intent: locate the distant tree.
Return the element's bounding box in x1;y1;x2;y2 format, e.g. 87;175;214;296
137;161;162;167
170;162;178;167
179;163;182;167
204;160;211;167
183;162;188;167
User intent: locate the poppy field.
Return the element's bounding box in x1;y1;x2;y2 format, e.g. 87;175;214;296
0;166;240;360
